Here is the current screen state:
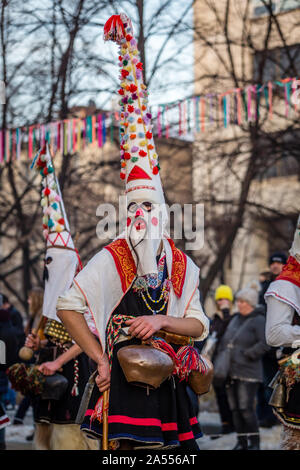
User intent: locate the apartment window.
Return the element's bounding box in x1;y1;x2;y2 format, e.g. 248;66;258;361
266;215;298;255
255;130;300;180
253;44;300;82
252;0;300;17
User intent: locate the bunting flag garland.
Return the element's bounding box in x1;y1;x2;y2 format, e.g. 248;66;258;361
0;77;298;164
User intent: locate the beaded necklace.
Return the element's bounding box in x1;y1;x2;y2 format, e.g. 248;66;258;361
132;252;171;314
140;290;168;314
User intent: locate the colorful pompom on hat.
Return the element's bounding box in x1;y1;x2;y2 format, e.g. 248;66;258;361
31;142;75;250
104;13;165;206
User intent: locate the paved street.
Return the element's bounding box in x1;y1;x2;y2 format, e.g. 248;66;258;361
3;407;281;451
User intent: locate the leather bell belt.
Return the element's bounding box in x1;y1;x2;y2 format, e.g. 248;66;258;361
115;327;194;347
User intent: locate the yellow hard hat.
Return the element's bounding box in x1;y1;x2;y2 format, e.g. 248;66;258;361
215;285;233;302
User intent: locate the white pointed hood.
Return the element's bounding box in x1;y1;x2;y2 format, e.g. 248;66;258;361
31;143;81;322
104;13;169;277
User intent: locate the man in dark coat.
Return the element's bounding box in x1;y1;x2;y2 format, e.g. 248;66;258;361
216;287;270;450
0;297;19;449
0;294;25;353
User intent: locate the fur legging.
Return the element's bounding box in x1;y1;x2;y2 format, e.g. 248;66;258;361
34;423;99;450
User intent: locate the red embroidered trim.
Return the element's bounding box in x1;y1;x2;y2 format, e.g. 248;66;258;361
167;238;187;298
276;256;300;289
178;431;194;441
108;415;161;426
125;185;156;194
161;422;178;431
105;238;187;297
46;231;71;248
104;239;136;293
266;291;299;312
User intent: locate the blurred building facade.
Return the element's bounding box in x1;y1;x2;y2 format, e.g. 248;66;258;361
0;105;193;315
193;0;300;313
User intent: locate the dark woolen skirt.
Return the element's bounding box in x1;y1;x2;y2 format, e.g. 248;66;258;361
81;338;202;450
34;340;90;425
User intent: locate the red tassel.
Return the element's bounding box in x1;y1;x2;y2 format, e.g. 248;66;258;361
150;338;179;370
103;15;125;43
176;346;206;380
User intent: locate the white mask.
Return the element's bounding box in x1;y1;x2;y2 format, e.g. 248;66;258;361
126;200;168;277
42;246;79;322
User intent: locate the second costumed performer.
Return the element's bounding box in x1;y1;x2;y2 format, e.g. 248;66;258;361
21;144;98;450
57;13;209;451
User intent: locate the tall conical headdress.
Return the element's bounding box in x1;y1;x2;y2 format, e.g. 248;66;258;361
104;13;165;206
31;143;75;251
31;143;81;321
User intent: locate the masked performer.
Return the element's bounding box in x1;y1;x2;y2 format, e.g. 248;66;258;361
23;143;98;450
265;215;300;450
56;13;209;451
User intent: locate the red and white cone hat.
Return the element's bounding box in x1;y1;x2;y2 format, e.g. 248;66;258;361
104;13;165;206
31;143;82;322
31;142;75;250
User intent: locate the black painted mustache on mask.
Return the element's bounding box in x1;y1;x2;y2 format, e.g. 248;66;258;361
129;217;148;244
128;217;149;274
43;265;49;282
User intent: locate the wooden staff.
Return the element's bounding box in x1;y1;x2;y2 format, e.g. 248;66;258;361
102;389;110;450
19;315;45;361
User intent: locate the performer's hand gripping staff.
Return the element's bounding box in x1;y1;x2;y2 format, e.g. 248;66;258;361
19;316;46;361
75;364;110;451
57;309;111;448
95;355;110;450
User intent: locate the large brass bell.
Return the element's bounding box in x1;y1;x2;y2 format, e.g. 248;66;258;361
117;344;174;389
268;380;286;412
188;355;214;395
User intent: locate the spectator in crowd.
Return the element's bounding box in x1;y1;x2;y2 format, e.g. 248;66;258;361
210;285;234;436
217;287;270;450
0;294;25;352
13;287;44;436
257;252;287;428
258;252;287;306
0;294;19;450
0;294;25;412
